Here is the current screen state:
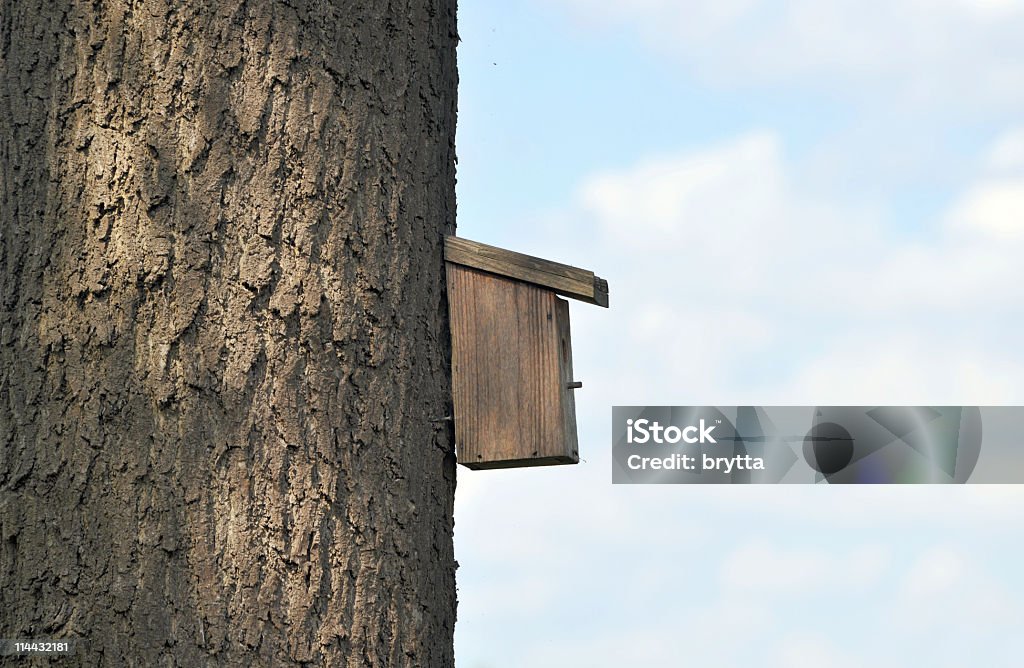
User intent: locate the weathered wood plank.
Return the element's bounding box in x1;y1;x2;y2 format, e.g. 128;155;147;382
447;264;579;469
445;236;609;308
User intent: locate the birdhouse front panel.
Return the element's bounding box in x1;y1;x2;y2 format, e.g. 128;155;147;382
447;263;579;469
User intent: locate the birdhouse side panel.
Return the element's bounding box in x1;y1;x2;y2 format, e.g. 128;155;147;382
555;297;580;463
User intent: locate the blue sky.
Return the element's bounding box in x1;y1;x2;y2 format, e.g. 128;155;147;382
452;1;1024;666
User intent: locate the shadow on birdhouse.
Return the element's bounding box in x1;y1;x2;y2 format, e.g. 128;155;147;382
445;236;609;469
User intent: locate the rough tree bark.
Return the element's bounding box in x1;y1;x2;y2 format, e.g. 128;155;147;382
0;0;458;665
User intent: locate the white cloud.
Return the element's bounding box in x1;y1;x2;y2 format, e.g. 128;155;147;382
955;0;1024;17
580;132;807;269
781;335;1024;404
902;546;966;597
889;545;1024;635
555;129;1024;407
551;0;1024;113
772;634;864;668
691;486;1024;528
986;127;1024;171
720;542;890;595
946;177;1024;240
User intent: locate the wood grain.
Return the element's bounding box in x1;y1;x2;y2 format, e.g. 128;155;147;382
447;264;579;469
445;236;609;308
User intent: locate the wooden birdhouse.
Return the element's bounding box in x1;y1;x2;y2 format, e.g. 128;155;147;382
445;236;609;469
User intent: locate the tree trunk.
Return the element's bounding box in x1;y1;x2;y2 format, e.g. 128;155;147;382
0;1;458;665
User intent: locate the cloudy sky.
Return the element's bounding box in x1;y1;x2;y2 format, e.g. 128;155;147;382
451;1;1024;665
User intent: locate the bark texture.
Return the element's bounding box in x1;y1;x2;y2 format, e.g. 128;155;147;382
0;1;458;665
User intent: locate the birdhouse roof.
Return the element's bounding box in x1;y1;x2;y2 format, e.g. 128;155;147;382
444;236;609;308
